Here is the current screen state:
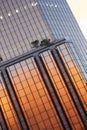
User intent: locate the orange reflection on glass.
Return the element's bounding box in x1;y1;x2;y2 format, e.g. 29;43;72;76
58;44;87;110
8;58;63;130
41;51;84;130
0;76;20;130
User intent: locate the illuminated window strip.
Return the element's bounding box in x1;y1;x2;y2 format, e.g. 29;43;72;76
0;107;8;130
8;57;63;130
41;51;84;129
58;44;87;110
0;75;20;130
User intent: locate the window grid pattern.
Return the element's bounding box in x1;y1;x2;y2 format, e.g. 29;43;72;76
0;74;20;130
0;0;53;61
37;0;87;81
7;58;63;130
0;107;8;130
41;50;84;130
58;44;87;110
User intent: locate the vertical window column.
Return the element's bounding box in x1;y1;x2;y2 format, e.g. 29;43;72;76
1;70;29;130
0;107;8;130
51;48;87;128
34;55;72;130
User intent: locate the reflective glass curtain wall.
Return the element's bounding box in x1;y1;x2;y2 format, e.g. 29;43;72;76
0;0;87;129
0;0;87;81
37;0;87;81
0;40;87;129
0;0;53;60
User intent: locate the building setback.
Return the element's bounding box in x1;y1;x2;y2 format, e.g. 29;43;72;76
0;0;87;129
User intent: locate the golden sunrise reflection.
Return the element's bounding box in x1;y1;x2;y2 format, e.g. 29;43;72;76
8;58;63;130
0;47;87;129
0;76;20;130
58;44;87;110
41;51;84;130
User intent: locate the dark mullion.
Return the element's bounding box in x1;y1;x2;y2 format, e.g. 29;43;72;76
34;55;72;130
0;39;66;69
1;70;29;130
51;48;87;128
0;107;8;130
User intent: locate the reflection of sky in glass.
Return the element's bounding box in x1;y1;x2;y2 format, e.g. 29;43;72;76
6;47;87;129
0;0;52;61
8;58;63;129
0;75;20;130
67;0;87;40
58;44;87;110
0;45;87;128
37;0;87;82
41;50;84;130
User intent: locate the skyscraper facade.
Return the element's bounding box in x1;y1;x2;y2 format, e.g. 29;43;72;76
0;0;87;129
0;0;87;80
